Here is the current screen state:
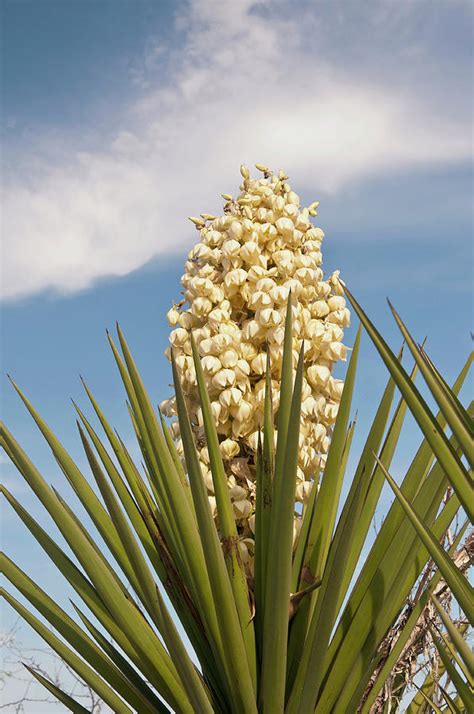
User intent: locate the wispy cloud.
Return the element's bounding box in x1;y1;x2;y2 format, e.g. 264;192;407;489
2;0;472;300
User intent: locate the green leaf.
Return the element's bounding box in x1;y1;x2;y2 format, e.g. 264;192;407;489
360;521;469;713
112;327;228;687
317;436;464;713
335;345;412;610
159;409;194;507
260;344;304;713
286;327;362;696
412;683;444;714
1;484;160;686
254;357;275;667
286;435;366;713
419;347;473;437
191;334;256;689
274;293;295;474
79;423;213;713
74;400;167;582
430;628;474;711
80;377;169;526
7;379;138;584
431;594;474;683
1;553;161;714
1;423;189;712
172;352;257;714
107;331;191;570
70;603;171;714
388;301;473;466
343;287;473;521
23;665;91;714
380;458;473;621
438;683;463;714
325;382;473;707
1;588;133;713
303;326;361;584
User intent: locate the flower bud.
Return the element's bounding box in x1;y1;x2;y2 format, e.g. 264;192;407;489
167;307;180;326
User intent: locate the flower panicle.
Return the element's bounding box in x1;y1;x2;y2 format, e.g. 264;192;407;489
162;164;349;572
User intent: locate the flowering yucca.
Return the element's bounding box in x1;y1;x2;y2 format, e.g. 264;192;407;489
161;164;349;571
1;162;471;714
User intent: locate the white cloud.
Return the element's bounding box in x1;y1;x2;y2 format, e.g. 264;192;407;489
1;0;471;300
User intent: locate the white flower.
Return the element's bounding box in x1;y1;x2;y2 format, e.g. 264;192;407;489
219;387;243;408
208;496;217;517
242;320;262;342
224;268;247;291
212;369;236;389
311;300;330;318
222;239;241;258
323;341;348;361
324;402;339;424
170;328;189;348
233;499;252;520
251;353;267;375
191;297;213;318
231;399;253;423
160;397;176;417
257;308;281;328
327;308;351;327
220;349;239;368
220;438;240;460
307;364;331;388
230;484;248;500
296;480;313;503
275;217;294;237
248;291;273;310
240;241;260;264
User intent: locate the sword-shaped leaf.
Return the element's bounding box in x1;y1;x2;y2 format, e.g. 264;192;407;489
23;665;91;714
79;423;213;713
260;344;304;713
431;594;474;684
388;301;473;466
1;589;133;714
344;287;473;521
380;459;473;621
430;628;474;711
1;554;160;713
172;352;257;714
191;334;257;688
360;521;469;713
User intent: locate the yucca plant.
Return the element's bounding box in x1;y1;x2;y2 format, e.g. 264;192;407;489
1;165;472;713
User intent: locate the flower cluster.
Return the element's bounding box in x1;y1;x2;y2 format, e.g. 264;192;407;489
161;164;349;573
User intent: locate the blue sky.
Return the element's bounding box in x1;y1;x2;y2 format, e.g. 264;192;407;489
1;0;473;711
